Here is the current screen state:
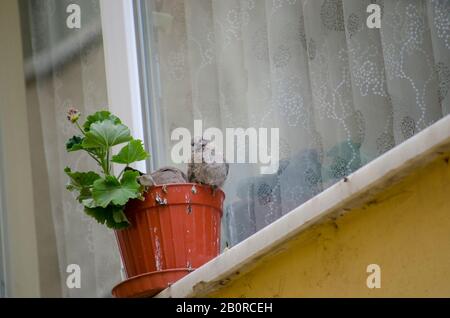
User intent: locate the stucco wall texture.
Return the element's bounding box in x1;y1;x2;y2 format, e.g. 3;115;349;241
208;154;450;297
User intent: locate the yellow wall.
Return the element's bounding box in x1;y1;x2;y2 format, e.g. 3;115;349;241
208;154;450;297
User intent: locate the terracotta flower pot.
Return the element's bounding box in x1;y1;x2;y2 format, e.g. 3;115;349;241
112;183;224;298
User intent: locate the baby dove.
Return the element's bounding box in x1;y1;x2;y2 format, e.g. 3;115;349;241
187;137;229;188
138;166;187;186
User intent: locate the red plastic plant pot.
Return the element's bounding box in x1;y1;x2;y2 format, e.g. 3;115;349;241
112;183;224;298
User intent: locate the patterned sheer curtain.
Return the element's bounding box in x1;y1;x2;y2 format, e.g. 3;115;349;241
20;0;121;297
143;0;450;246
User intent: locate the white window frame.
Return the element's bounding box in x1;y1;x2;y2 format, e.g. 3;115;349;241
100;0;148;173
133;0;170;170
100;0;169;173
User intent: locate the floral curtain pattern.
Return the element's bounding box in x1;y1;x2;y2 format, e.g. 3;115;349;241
147;0;450;245
22;0;121;297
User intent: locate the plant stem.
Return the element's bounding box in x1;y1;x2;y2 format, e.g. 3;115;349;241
105;150;110;175
74;123;105;169
118;165;128;180
75;121;85;136
86;151;102;166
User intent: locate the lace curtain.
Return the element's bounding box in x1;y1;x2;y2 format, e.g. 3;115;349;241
147;0;450;245
22;0;121;297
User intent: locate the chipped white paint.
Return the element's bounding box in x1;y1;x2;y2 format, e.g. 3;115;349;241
156;115;450;298
154;235;162;271
155;193;167;205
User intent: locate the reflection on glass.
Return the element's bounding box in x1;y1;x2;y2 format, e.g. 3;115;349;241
138;0;450;247
19;0;121;297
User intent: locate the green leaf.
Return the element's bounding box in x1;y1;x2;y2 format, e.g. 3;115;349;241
84;205;130;229
83;110;121;132
112;139;149;165
92;170;141;208
112;209;129;224
77;188;93;203
65;167;101;188
66;136;84;152
64;167;101;202
81;198;97;208
82;120;132;149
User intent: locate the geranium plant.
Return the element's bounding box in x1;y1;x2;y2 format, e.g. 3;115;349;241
64;108;149;229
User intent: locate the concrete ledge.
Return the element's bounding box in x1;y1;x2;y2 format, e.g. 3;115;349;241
155;115;450;298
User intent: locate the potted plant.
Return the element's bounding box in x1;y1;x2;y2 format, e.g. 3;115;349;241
64;108;224;297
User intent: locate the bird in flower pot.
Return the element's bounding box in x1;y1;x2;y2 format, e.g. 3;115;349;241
187;137;229;190
138;137;229;191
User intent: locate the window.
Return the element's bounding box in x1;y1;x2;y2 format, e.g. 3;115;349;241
1;0;449;298
135;0;450;246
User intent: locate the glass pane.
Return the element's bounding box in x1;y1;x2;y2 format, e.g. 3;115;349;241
17;0;121;297
137;0;450;247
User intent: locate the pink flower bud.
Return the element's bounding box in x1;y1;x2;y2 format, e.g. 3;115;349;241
67;107;81;123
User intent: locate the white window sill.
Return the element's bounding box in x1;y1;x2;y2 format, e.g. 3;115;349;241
155;115;450;298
